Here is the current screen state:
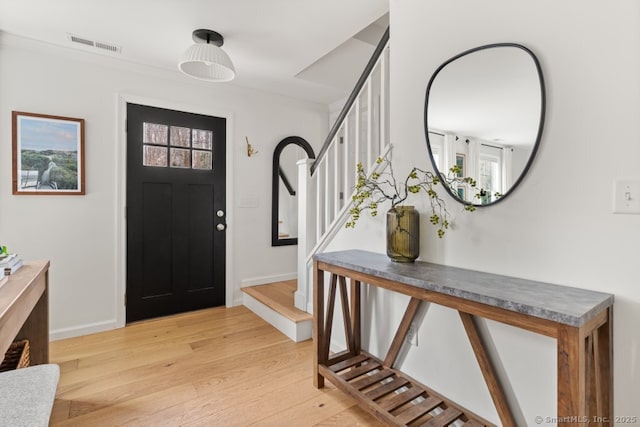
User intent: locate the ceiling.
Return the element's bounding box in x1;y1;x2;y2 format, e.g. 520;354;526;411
0;0;389;105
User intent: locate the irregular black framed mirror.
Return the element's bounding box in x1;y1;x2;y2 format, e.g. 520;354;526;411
424;43;545;206
272;136;315;246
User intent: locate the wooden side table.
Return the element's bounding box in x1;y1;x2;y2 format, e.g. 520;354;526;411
313;250;613;427
0;260;50;365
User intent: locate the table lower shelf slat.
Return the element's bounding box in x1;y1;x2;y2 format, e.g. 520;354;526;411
320;352;493;427
364;376;410;400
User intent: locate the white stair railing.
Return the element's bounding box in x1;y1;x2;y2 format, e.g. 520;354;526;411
296;29;390;313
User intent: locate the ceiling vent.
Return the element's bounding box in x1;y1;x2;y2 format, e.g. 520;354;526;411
67;33;121;54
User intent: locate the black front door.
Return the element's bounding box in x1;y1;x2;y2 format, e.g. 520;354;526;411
126;103;226;322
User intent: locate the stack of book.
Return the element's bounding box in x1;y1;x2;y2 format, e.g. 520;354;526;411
0;253;23;276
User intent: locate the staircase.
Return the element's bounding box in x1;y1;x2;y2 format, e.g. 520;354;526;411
241;280;312;342
242;28;390;341
296;28;390;313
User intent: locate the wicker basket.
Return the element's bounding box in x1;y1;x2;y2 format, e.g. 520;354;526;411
0;340;30;372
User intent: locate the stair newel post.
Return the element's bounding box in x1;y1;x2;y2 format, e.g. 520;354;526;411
296;158;315;312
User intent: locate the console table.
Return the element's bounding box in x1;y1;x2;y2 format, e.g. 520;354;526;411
313;250;613;427
0;260;50;365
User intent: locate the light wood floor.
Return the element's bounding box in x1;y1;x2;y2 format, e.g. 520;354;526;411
50;306;383;426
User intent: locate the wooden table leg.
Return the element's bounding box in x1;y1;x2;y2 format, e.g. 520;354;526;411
460;312;515;427
558;308;612;427
16;274;49;365
350;279;361;355
593;308;613;426
313;261;325;388
557;325;587;427
384;297;421;368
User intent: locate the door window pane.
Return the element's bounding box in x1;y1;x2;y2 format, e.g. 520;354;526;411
192;150;212;170
170;148;191;168
143;123;168;145
142;123;215;170
192;129;213;150
143;146;168;167
170;126;191;147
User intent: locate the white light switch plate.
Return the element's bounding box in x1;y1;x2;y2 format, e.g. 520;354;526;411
613;179;640;214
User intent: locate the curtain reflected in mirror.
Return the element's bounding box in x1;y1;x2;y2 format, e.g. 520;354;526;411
425;43;545;206
272;137;315;246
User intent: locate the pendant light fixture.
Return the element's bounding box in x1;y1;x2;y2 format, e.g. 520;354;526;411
178;29;235;82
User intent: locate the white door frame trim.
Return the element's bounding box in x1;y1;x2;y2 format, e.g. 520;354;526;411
115;93;235;328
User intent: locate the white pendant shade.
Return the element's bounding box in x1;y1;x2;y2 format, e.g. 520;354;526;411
179;43;235;82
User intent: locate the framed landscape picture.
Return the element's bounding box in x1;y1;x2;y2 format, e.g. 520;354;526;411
12;111;85;195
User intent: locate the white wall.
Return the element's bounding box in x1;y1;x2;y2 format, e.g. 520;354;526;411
0;34;327;338
325;0;640;424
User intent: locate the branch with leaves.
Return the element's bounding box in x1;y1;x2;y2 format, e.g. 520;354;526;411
345;156;477;238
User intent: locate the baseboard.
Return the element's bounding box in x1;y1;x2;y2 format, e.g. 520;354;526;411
242;292;311;342
240;272;297;288
50;319;117;341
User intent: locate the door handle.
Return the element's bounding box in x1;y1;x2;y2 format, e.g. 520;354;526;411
216;223;226;231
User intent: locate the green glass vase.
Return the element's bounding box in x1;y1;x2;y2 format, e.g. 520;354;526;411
386;206;420;262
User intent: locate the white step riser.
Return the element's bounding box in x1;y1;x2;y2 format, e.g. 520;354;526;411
242;292;312;343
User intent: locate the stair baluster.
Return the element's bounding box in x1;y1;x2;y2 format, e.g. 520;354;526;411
296;28;390;313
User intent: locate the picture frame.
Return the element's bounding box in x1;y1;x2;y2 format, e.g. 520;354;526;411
12;111;85;195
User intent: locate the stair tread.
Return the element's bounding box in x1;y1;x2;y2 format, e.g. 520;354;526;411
242;280;312;323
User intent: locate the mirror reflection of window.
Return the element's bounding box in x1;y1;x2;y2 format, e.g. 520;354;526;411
431;133;514;204
479;144;503;204
428;131;444;170
455;154;465;177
